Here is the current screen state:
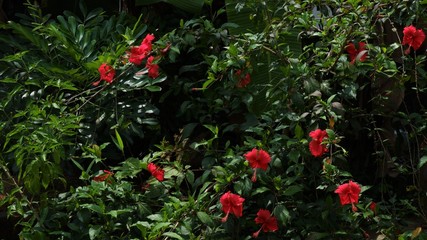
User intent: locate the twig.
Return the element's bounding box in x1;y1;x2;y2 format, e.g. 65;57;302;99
0;158;39;221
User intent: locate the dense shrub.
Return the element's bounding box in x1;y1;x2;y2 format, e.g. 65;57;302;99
1;0;427;239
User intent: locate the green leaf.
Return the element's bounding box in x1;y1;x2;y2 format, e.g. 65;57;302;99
107;209;132;218
79;0;88;18
227;43;238;56
185;170;195;185
0;77;17;83
4;22;48;53
142;118;158;126
418;156;427;169
133;221;150;236
326;94;337;105
197;211;214;227
287;149;300;162
283;185;303;196
81;204;104;214
114;129;124;153
273;204;290;224
252;186;270;196
0;51;29;62
147;213;163;221
152;222;170;232
134;220;151;229
146;85;162;92
182;123;198;139
325;129;335;140
294;124;304;140
41;167;51;189
202;77;215;89
234;178;252;196
162;232;184;240
93;144;102;158
89;226;101;240
68;16;77;36
203;124;218;136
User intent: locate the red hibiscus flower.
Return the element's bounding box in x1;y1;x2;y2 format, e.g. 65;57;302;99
244;148;271;182
141;33;155;51
93;63;115;86
235;69;251;88
147;162;165;182
334;180;361;212
346;42;367;64
402;25;425;54
129;46;149;65
220;191;245;222
252;209;279;238
369;201;376;211
145;56;160;79
369;201;377;214
93;170;114;182
129;33;155;65
309;129;328;157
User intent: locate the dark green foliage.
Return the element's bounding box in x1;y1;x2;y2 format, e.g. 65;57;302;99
0;1;162;194
1;0;427;239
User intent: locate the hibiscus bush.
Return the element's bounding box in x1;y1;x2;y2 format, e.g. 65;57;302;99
2;0;427;239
